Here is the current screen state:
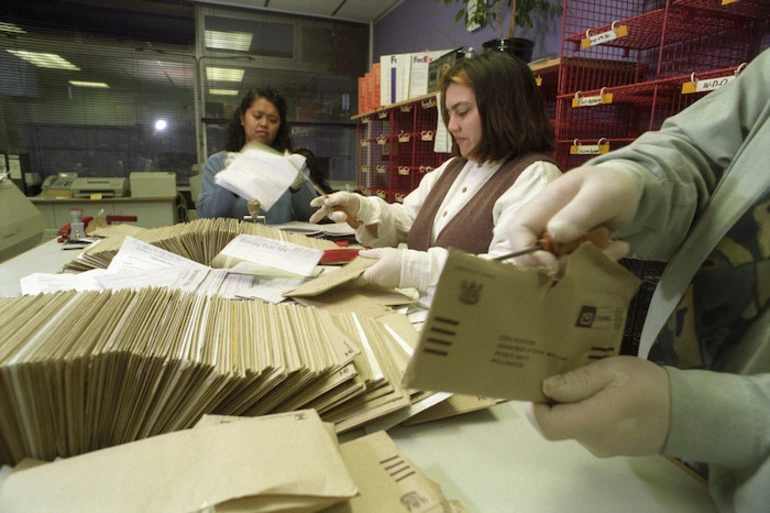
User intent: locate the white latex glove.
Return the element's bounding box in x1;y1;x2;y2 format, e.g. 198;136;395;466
309;191;363;224
525;356;671;457
359;247;403;289
358;247;432;291
507;165;643;277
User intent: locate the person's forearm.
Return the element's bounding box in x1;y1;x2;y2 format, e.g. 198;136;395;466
290;180;321;221
663;367;770;469
197;186;237;218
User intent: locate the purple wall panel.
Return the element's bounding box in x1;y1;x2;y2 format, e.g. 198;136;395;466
374;0;563;62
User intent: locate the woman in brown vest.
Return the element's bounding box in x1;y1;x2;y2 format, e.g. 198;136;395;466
309;50;561;298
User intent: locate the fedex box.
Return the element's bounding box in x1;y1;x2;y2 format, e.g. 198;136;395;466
380;53;411;106
408;49;454;99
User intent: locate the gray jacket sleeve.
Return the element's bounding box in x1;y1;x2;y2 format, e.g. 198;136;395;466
587;49;770;261
196;151;239;219
586;48;770;513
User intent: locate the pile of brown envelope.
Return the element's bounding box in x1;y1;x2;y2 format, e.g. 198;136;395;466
0;409;467;513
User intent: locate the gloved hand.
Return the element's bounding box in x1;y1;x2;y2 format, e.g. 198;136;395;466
506;165;643;277
525;356;671;457
358;247;433;291
289;169;304;192
359;248;403;289
224;152;239;168
309;191;363;224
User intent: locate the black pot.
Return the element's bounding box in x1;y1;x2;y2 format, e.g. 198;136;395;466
482;37;535;63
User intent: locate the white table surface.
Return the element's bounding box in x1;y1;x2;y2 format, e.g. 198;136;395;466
0;240;718;513
0;237;83;297
389;401;716;513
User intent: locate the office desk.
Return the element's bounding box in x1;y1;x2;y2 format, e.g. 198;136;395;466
0;237;81;297
31;196;176;231
0;240;717;513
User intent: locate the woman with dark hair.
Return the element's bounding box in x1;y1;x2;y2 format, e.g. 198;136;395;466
310;50;562;297
197;86;319;223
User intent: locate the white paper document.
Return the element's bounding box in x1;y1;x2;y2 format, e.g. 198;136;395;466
95;267;211;293
270;220;356;238
215;234;324;277
19;270;106;295
214;147;306;211
107;236;209;274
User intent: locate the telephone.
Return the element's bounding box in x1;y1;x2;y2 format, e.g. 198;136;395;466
42;176;75;190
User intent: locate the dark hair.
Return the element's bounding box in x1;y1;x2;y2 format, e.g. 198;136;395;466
439;51;554;162
224;86;292;152
294;148;334;194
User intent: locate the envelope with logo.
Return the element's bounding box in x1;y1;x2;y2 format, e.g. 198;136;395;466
403;244;641;402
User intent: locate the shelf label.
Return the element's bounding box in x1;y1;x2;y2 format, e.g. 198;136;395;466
360;140;370;147
375;190;387;199
361;165;369;174
398;131;411;143
398;166;410;175
394;193;406;203
399;104;413;113
570;140;610;155
582;24;628;49
421;97;437;109
418;165;434;173
377;136;388;145
682;74;736;94
378;111;388;119
376;165;387;174
421;130;435;141
572;91;613;108
361;116;370;124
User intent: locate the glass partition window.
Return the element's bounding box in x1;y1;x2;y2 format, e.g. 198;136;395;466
0;2;367;193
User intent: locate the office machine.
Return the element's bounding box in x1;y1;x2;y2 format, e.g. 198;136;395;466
130;172;176;198
70;177;129;198
41;175;76;197
0;176;43;261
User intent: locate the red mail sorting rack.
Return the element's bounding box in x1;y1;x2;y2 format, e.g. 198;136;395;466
354;92;451;203
553;0;770;170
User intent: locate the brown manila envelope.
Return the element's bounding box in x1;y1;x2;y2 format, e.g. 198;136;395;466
323;430;466;513
0;410;357;513
403;244;641;402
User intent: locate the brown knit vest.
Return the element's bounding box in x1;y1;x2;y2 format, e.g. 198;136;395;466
406;153;559;254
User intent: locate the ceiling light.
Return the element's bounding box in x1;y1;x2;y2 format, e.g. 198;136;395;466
205;30;252;52
7;49;80;70
208;89;239;96
0;22;26;34
69;80;109;88
155;119;167;131
205;67;244;82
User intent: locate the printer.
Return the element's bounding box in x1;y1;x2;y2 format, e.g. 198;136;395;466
70;177;129;198
0;176;43;261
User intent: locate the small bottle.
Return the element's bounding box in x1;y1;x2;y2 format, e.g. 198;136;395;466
69;208;85;241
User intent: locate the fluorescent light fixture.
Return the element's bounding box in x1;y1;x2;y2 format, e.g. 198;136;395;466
155;119;167;131
205;30;252;51
0;22;26;34
205;67;244;82
69;80;109;88
7;49;80;70
208;89;239;96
